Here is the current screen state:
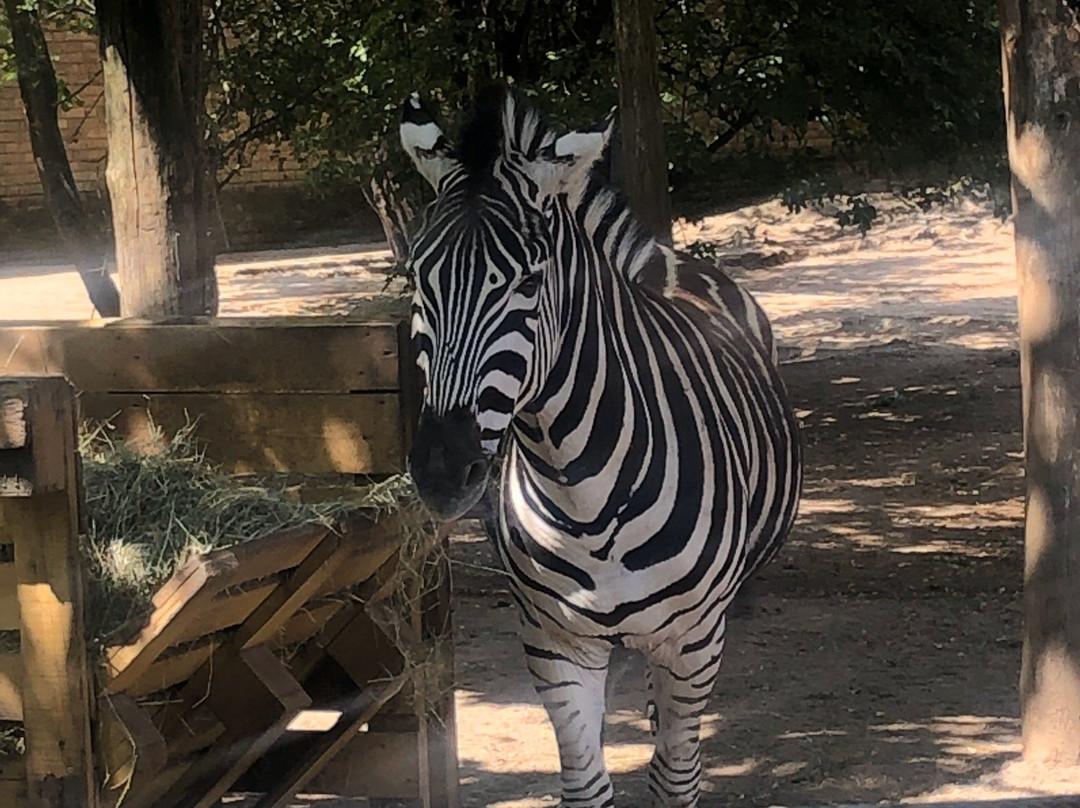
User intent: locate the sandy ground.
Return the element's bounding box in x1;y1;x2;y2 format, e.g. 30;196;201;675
4;195;1080;807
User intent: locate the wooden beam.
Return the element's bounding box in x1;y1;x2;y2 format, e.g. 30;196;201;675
252;673;410;808
104;552;238;694
3;377;97;808
100;693;167;794
79;391;405;476
0;320;401;393
0;562;18;631
157;646;312;808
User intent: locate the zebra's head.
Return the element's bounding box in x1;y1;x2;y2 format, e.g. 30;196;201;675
399;87;612;520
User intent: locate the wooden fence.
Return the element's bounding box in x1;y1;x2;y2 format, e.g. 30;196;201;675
0;317;456;808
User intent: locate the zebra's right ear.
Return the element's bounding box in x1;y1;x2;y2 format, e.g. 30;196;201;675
400;93;459;190
534;111;615;197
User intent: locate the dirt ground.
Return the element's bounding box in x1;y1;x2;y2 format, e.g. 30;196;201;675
4;194;1080;806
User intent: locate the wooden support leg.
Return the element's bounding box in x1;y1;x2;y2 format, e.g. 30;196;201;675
1;378;97;808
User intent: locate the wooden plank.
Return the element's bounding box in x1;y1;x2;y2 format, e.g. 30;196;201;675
308;511;407;602
420;549;460;808
104;552;238;694
100;693;167;793
0;563;17;631
130;596;347;698
5;377;97;808
0;396;26;449
79;392;405;475
0;650;21;720
0;378;77;493
0;320;401;393
0;781;27;808
160;646;312;808
232;531;344;650
274;599;345;649
253;673;411;808
168;581;281;647
308;730;422;800
128;642;215;698
216;523;329;589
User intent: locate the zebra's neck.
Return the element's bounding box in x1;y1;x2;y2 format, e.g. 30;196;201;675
509;186;666;523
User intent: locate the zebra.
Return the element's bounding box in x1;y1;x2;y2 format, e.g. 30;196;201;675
400;86;802;808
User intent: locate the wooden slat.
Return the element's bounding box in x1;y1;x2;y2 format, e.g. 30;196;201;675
0;757;26;807
0;651;21;720
101;693;167;793
0;320;400;393
308;729;422;801
6;377;97;808
168;581;281;647
104;553;238;694
128;643;215;698
130;596;347;698
253;674;410;808
79;392;404;475
160;646;312;808
233;531;344;650
0;563;17;631
215;523;329;588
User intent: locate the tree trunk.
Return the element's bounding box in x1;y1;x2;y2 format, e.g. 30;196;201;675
612;0;672;245
361;171;413;270
2;0;121;317
96;0;217;317
1000;0;1080;765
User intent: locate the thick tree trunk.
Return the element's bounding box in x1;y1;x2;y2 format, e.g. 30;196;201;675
1000;0;1080;765
2;0;121;317
96;0;217;317
612;0;672;245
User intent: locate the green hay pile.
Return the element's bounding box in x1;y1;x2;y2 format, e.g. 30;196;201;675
80;420;391;649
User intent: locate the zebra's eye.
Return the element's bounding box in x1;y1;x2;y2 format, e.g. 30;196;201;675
516;273;542;296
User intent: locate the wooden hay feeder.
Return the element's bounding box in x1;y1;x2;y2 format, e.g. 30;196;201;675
0;318;457;808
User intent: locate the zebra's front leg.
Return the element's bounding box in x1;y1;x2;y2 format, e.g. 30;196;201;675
646;617;727;808
521;622;614;808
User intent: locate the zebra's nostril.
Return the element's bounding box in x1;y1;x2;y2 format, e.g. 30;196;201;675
464;459;488;489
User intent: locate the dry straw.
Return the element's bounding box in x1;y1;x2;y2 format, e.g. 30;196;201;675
0;417;449;763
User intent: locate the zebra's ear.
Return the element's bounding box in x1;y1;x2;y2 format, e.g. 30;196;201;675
400;93;459;190
535;110;616;195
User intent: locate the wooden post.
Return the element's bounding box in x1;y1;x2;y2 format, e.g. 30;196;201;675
1000;0;1080;765
0;377;97;808
612;0;672;245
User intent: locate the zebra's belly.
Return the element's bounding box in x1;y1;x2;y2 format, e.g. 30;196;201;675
490;519;749;644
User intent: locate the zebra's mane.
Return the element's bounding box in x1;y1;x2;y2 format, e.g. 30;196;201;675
454;85;557;176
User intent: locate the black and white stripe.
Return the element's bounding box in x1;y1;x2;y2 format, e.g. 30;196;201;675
401;87;802;808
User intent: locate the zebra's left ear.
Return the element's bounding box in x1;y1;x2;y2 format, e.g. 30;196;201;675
534;110;616;196
400;93;460;190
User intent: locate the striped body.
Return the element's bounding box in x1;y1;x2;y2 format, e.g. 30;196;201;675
401;89;802;808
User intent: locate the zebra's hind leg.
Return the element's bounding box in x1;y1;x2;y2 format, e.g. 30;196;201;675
645;617;728;808
520;623;614;808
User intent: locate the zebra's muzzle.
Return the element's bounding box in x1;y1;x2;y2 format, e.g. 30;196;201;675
409;406;490;521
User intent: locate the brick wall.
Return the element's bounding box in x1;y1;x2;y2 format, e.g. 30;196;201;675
0;28;305;206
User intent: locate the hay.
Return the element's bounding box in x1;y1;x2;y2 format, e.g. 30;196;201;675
79;418;354;649
1;418;452;763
